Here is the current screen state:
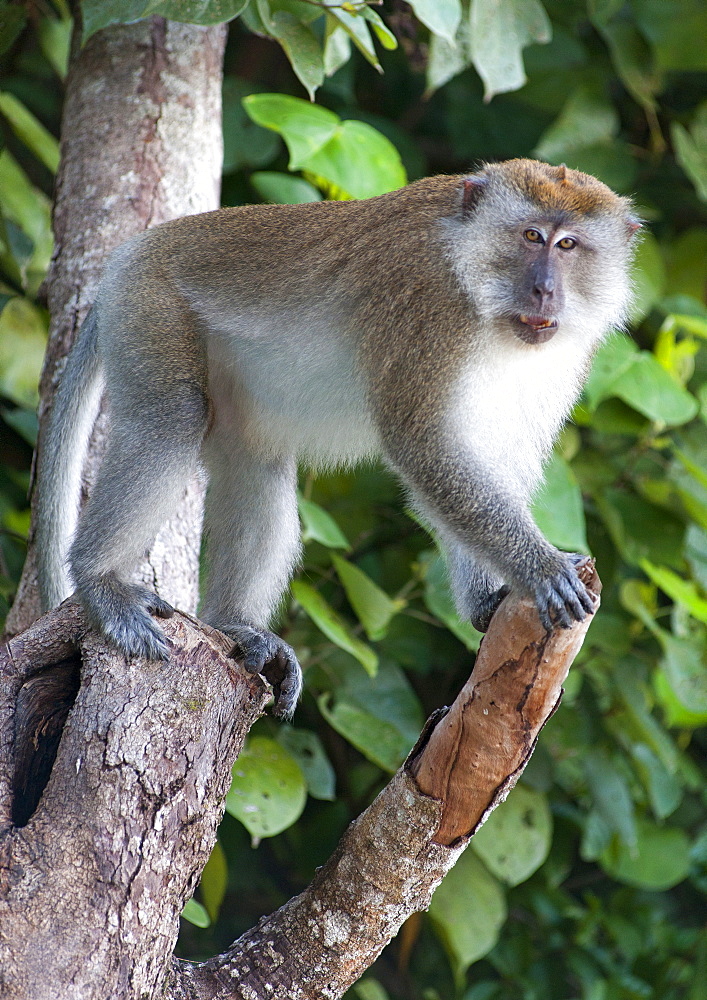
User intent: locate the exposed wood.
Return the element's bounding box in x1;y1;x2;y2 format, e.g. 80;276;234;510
411;558;601;845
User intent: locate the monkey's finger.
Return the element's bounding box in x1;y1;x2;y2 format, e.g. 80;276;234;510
146;594;175;619
271;649;302;720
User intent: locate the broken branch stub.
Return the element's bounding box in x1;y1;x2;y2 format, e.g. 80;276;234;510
410;558;600;845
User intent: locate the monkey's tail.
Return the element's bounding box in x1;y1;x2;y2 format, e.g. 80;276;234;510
35;308;104;611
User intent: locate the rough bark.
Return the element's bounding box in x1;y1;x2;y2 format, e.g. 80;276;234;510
0;603;270;999
4;14;226;640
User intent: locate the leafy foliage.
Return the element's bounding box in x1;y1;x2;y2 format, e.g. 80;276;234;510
1;1;706;997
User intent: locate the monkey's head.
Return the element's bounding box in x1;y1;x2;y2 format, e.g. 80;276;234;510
447;159;641;349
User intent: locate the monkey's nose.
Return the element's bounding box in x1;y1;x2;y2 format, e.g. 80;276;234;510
532;275;555;304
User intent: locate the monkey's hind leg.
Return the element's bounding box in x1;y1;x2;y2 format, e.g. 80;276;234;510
69;385;209;661
200;435;302;718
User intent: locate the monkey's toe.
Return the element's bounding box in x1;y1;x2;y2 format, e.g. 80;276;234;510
227;624;302;719
102;613;171;661
469;585;511;632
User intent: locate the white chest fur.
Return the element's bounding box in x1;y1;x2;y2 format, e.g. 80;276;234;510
450;330;588;496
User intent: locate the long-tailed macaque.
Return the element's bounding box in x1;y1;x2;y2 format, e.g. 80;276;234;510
36;159;640;717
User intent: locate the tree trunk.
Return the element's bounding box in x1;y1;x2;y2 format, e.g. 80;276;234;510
4;14;227;641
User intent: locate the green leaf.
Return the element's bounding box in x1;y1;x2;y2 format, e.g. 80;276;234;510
0;298;47;408
532;454;588;553
610;354;698;427
331;553;404;641
420;550;482;651
322;20;351;77
152;0;250;24
633;0;707;71
672;103;707;204
268;12;324;100
600;818;691;890
469;0;551;101
353;979;391;1000
38;15;72;80
243;94;339;169
317;658;423;771
640;559;707;625
599;488;685;569
657;630;707;714
181;897;210;928
631;744;681;820
471;785;552;887
583;749;637;849
590;10;660;113
582;333;639;411
200;839;228;922
0;92;60;174
665;229;707;301
409;0;462;44
318;694;412;773
426;16;472;94
653;670;707;728
302;118;406;199
630;231;666;324
225;736;307;841
327;8;381;72
298;495;349;548
82;0;250;39
276;726;336;800
534;86;618;162
291;580;378;675
429;849;507;981
244;94;406;198
0;151;53;291
250;172;322;204
359;6;397;51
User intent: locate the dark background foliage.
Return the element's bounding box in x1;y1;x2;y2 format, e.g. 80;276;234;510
1;2;706;998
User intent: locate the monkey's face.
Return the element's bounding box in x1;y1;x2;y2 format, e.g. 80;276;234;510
444;163;640;353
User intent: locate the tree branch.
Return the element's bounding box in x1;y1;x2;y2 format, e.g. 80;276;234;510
168;562;600;999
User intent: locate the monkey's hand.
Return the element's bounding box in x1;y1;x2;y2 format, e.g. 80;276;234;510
227;625;302;720
532;552;597;632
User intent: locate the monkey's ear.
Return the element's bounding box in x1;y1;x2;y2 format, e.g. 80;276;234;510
461;175;487;216
626;215;643;237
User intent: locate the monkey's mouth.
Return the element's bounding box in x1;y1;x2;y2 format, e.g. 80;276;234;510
516;314;558;344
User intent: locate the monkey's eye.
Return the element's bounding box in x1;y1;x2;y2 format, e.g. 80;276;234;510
557;236;577;250
524;228;544;244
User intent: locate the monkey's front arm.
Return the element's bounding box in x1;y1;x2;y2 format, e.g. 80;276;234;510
382;430;595;632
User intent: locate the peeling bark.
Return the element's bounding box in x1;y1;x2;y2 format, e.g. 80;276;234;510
165;564;601;1000
0;604;269;999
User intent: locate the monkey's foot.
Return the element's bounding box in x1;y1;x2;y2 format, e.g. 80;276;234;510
80;577;175;661
469;585;511;633
226;625;302;720
533;553;597;632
